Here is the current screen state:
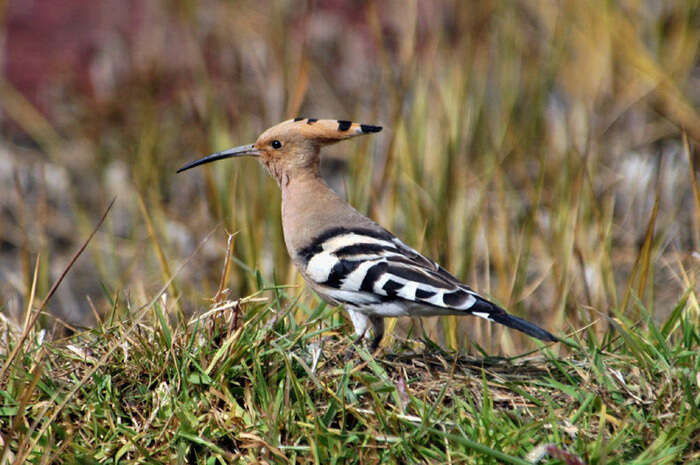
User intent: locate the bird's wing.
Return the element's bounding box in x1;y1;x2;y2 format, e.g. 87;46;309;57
297;226;480;311
297;226;559;342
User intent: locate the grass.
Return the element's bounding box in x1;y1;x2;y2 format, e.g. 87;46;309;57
0;271;697;463
1;0;700;463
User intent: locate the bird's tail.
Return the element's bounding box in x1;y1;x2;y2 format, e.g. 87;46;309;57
489;311;559;342
470;297;559;342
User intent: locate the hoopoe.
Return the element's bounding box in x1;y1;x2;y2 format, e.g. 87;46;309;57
178;118;558;350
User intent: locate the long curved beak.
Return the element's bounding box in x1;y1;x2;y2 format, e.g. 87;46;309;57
176;144;260;173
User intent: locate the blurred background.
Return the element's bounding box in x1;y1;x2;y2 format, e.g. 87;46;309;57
0;0;698;353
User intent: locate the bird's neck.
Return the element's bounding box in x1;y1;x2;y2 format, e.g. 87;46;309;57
280;169;361;263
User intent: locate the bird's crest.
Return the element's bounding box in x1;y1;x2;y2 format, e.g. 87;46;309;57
259;118;382;144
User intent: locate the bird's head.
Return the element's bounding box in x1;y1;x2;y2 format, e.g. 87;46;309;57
177;118;382;185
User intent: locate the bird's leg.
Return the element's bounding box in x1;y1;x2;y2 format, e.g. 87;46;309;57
368;316;385;353
345;310;385;357
347;308;370;339
344;309;370;359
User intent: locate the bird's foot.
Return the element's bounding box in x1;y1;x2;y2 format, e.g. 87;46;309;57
343;334;384;361
343;334;365;361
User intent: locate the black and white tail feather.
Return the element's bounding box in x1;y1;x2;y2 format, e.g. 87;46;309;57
298;226;558;347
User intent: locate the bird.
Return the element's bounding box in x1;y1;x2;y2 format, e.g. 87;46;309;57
178;118;558;351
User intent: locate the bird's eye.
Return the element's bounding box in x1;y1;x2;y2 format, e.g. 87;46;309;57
271;140;282;149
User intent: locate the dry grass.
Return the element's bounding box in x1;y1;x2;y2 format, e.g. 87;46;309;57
0;0;699;463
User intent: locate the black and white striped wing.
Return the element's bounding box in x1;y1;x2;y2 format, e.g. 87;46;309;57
297;226;481;312
297;226;559;342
